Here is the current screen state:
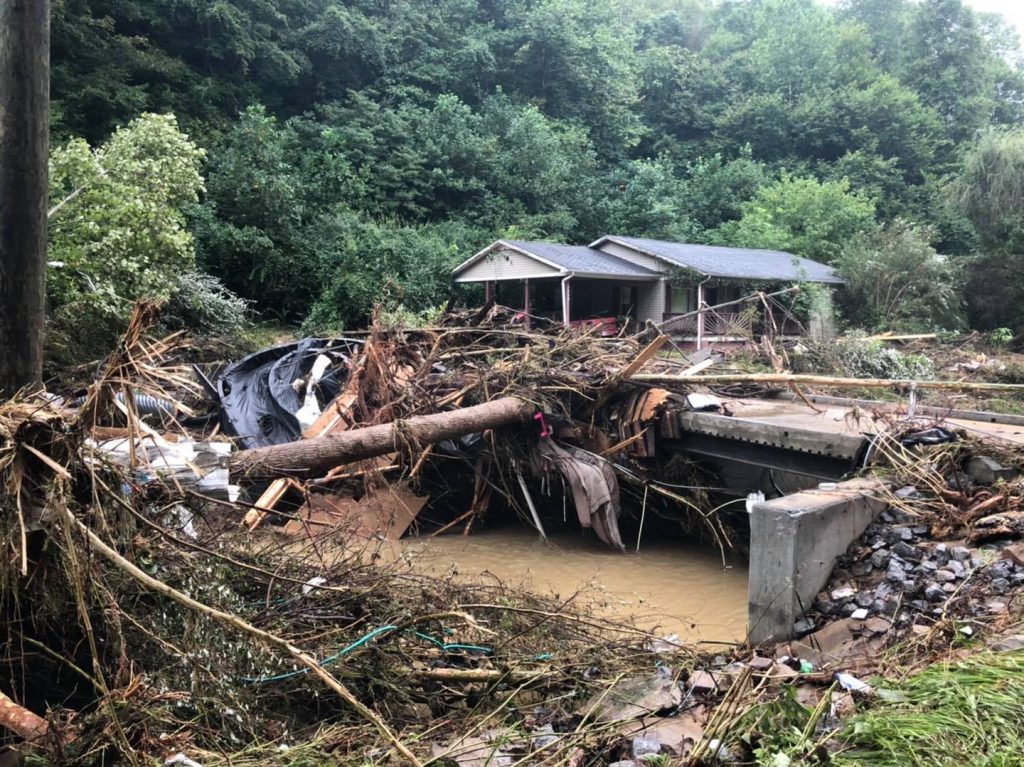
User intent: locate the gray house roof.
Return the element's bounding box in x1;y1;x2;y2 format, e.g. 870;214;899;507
452;240;660;280
591;236;844;284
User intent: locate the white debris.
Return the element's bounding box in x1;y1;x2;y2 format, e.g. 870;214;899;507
165;754;203;767
835;672;873;694
685;393;722;412
302;576;328;595
295;353;334;430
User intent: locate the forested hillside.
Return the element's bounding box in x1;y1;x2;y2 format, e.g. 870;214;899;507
49;0;1024;333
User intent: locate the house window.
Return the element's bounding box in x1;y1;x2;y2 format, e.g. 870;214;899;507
618;286;638;318
670;286;693;313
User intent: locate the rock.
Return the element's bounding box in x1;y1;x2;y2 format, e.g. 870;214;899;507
934;569;957;583
947;559;966;577
886;562;907;584
874;582;893;600
967;455;1017;485
687;670;722;694
921;560;938;572
863;617;891;634
748;656;774;672
990;634;1024;652
841;603;859;617
933;543;950;565
947;471;975;491
812;598;834;616
895;485;919;499
991;577;1010;595
986;601;1008;614
871;538;888;550
831;587;856;602
636;712;705;758
899;527;915;542
893;542;922;561
912;524;930;535
870;549;891;569
850;608;869;620
1012;572;1024;585
925;584;946;602
909;599;930;613
582;673;683;722
902;579;918;591
852;561;873;577
1001;542;1024;567
942;583;956;593
951;546;972;562
988;560;1014;580
871;599;888;614
971;556;984;569
609;761;637;767
632;737;661;758
793;618;816;636
855;591;875;608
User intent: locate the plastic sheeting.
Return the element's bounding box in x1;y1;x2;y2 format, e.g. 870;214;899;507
216;338;362;449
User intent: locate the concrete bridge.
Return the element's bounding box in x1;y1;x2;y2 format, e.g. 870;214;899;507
660;395;1024;644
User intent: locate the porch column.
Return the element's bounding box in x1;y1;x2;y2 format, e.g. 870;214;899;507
561;277;571;326
485;281;495;302
696;282;705;351
523;278;531;330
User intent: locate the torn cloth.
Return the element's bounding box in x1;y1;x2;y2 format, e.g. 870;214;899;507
536;440;625;551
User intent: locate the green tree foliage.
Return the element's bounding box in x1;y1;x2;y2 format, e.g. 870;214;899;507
712;175;876;263
48;113;206;317
47;0;1024;332
834;220;965;331
952;129;1024;330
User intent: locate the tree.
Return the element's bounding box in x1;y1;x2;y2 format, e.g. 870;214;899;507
951;128;1024;330
0;0;49;395
952;128;1024;251
48;113;205;321
711;175;876;263
834;220;965;331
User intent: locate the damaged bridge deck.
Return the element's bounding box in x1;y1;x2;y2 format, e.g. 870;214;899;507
662;397;1024;481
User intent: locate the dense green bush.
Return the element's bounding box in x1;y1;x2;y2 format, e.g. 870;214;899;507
835;220;966;332
794;333;935;380
159;271;251;336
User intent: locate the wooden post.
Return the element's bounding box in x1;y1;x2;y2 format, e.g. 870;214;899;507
695;282;705;351
485;281;495;302
0;0;49;396
562;277;571;326
523;278;531;330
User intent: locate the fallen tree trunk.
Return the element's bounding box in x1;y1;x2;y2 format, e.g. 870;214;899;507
231;396;533;481
630;373;1024;392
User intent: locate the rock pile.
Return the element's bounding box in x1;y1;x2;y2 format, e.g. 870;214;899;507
801;506;1024;636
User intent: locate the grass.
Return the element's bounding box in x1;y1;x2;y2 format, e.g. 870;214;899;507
834;651;1024;767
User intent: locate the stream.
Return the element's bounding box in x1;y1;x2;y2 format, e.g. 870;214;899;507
402;527;748;644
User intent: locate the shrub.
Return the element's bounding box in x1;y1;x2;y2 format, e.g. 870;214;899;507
158;271;251;336
794;332;935;380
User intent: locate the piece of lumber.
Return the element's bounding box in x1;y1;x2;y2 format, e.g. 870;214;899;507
866;333;937;342
630;373;1024;392
231;397;533;481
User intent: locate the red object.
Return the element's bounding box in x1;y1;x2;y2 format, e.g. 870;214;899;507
534;411;551;438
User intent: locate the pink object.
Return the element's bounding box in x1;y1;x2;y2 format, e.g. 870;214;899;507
534;411;551;438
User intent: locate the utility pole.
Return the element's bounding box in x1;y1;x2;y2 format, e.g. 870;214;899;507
0;0;50;395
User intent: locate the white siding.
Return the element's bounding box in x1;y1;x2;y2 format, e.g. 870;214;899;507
637;279;667;324
595;241;665;273
455;247;560;283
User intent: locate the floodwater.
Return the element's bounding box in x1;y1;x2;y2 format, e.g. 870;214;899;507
401;528;748;645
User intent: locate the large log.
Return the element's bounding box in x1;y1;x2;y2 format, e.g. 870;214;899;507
230;396;533;481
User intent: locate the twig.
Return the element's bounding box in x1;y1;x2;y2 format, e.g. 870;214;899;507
58;504;425;767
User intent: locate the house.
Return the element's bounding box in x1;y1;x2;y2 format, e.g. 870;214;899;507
451;236;844;346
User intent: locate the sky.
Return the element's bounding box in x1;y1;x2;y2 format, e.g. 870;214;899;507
968;0;1024;43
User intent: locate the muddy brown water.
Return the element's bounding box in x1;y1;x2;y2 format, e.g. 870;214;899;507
401;528;748;644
